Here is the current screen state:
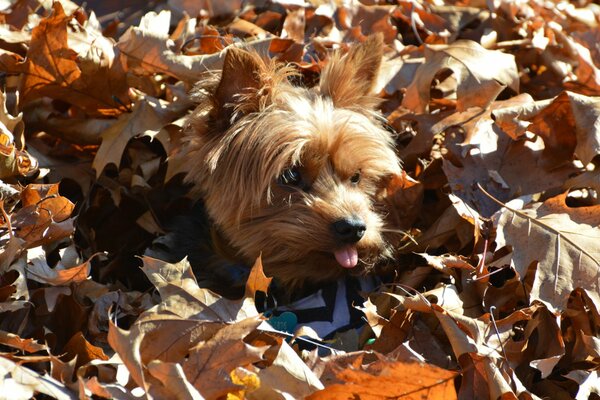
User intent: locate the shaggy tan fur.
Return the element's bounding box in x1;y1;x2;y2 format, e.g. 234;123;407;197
182;35;402;287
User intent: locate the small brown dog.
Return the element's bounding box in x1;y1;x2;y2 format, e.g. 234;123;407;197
182;35;401;290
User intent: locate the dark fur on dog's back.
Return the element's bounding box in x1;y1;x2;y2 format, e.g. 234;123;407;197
181;35;402;288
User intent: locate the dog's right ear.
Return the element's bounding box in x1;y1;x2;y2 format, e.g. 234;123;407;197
213;47;265;122
320;34;384;110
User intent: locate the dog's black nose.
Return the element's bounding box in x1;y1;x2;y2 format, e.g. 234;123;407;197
332;218;366;244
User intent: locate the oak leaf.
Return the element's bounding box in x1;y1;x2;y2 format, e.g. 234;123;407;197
402;40;519;113
441;96;579;216
0;357;75;400
26;245;90;286
12;185;75;248
0;330;47;353
117;10;274;83
244;256;272;299
92;93;190;178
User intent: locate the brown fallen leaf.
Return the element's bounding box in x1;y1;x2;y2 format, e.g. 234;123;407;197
441;95;580;216
402;40;519;113
19;3;129;117
182;317;266;399
0;0;40;29
92;93;191;178
140;256;259;322
0;356;76;400
62;332;109;370
2;0;600;398
12;185;75;248
169;0;243;19
493;191;600;313
250;339;324;399
146;360;204;399
0;48;25;72
108;256;272;399
107;318;146;395
348;3;398;44
0;255;28;304
0;88;23;138
282;7;305;43
529;91;600;166
392;291;539;398
74;356;136;398
117;10;274;83
384;170;424;230
26;246;91;286
0;89;37;179
0;330;47;353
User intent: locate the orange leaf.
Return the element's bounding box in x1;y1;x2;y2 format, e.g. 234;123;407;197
63;332;109;369
307;360;457;400
244;256;272;299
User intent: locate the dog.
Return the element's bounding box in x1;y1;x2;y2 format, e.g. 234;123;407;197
181;34;402;295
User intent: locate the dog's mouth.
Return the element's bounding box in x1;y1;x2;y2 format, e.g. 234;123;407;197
333;245;359;269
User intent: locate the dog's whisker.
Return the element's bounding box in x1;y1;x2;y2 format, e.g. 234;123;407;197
380;228;419;245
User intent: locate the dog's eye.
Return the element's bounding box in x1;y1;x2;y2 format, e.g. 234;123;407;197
279;167;302;187
350;172;361;184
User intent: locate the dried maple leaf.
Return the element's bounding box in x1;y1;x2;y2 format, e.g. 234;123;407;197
146;361;205;399
0;48;25;72
493;191;600;312
0;89;23;137
250;339;324;399
384;171;424;230
107;318;146;394
140;256;261;322
0;0;40;29
107;257;275;399
183;318;267;399
23;106;115;145
19;2;129;117
348;3;398;43
493;91;600;179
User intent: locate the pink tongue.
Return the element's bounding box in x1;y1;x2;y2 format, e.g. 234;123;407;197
334;246;359;269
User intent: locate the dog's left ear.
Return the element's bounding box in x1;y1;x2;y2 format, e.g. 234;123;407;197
320;34;384;109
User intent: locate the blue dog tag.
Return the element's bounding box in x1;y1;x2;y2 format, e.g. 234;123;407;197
267;311;298;334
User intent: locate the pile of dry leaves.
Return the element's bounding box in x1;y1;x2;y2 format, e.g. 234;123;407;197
0;0;599;398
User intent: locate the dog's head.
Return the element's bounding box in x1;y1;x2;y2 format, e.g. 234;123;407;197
184;35;402;287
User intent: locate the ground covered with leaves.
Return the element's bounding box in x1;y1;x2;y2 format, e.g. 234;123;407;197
0;0;599;398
